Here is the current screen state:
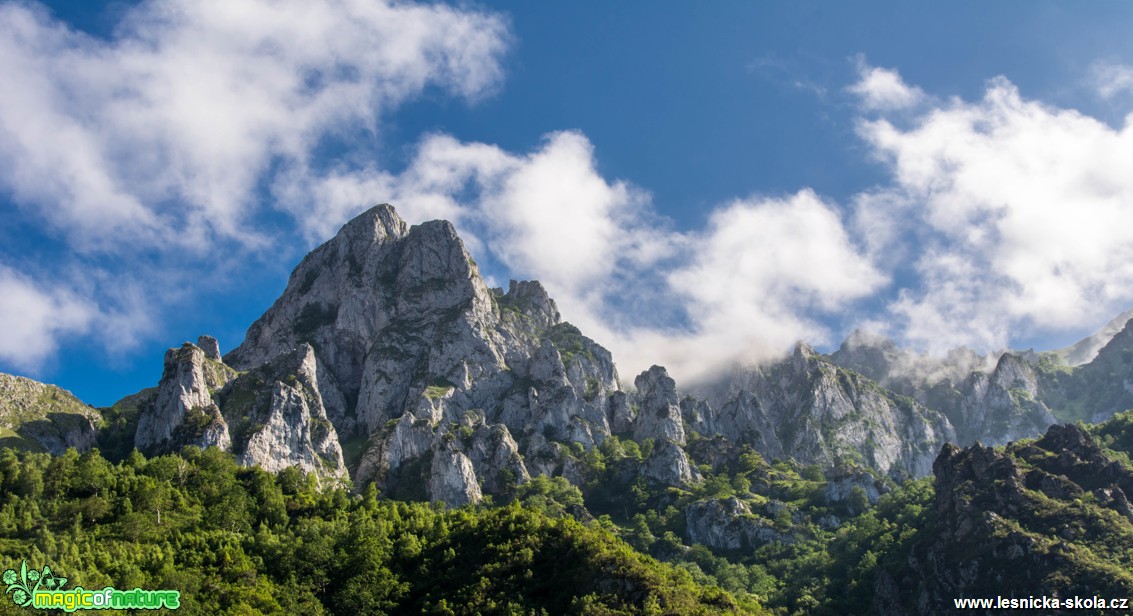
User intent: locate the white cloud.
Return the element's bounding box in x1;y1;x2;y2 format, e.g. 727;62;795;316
0;0;509;253
0;267;95;370
0;0;509;368
654;191;885;381
328;134;884;385
848;58;925;111
859;74;1133;352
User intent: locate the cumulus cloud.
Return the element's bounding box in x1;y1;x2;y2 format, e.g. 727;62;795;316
0;0;509;369
858;73;1133;352
650;191;885;381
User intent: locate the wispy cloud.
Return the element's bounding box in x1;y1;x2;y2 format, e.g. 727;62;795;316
1091;61;1133;100
0;0;511;370
747;53;829;99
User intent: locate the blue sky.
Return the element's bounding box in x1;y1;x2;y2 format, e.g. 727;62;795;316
2;0;1133;405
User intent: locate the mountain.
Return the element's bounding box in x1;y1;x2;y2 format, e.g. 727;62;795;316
1054;308;1133;366
685;343;955;479
0;374;99;454
5;203;1133;613
874;421;1133;614
1034;319;1133;423
6;204;1133;503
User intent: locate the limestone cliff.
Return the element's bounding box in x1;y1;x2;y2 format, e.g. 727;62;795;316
687;343;955;479
224;205;622;502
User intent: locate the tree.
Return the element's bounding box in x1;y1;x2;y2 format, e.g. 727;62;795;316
848;486;870;516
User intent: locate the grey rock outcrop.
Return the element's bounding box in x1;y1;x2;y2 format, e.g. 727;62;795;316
131;338;348;484
198;335;222;361
222;205;622;504
685;498;791;550
429;444;482;506
135;341;235;454
686;343;955;478
831;330;1064;447
950;352;1056;445
231;344;348;484
824;467;890;506
641;439;699;487
633;366;686;446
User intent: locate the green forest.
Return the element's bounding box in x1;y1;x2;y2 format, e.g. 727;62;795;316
2;411;1133;614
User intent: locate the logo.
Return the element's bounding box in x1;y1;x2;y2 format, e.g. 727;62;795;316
3;561;179;611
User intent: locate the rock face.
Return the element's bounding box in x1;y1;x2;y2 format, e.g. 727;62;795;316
1038;320;1133;424
135;342;235;454
685;497;791;550
824;467;889;506
686;344;955;479
830;332;1057;447
1054;309;1133;366
131;339;347;484
0;374;100;454
641;439;698;487
229;344;348;484
882;423;1133;614
831;322;1133;445
221;205;626;502
633;367;686;446
103;203;1133;507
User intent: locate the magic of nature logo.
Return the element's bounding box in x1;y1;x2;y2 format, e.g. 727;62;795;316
3;560;180;611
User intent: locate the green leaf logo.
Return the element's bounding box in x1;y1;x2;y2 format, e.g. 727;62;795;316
3;560;65;607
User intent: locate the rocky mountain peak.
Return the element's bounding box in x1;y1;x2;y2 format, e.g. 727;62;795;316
135;339;235;455
337;203;409;248
830;329;902;383
632;366;686;445
634;365;677;401
791;340;818;359
1055;307;1133;366
498;279;560;328
197;335;221;361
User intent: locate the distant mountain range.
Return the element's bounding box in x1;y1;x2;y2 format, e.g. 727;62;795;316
4;204;1133;502
5;204;1133;614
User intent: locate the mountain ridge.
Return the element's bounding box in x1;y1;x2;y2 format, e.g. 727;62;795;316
2;204;1132;504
